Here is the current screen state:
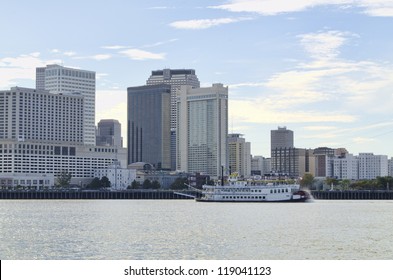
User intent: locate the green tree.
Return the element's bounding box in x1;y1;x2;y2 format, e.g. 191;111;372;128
142;179;152;189
170;177;189;190
56;171;72;188
88;177;101;189
300;173;314;189
100;176;111;189
151;180;161;189
128;180;141;189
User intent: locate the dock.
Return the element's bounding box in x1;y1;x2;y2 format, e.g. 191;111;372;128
311;190;393;200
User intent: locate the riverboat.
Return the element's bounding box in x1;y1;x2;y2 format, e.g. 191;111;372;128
195;179;310;203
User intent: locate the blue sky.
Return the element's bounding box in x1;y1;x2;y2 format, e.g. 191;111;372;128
1;0;393;157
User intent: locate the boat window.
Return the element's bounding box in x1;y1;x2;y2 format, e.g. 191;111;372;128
263;196;265;199
274;189;277;193
278;189;280;193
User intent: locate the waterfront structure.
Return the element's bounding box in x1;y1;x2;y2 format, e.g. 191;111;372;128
228;133;251;177
127;84;171;170
96;119;123;147
251;156;271;176
0;139;127;188
94;162;136;190
146;69;200;170
177;83;228;178
36;64;96;145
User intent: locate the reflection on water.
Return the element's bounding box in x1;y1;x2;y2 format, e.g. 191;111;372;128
0;200;392;259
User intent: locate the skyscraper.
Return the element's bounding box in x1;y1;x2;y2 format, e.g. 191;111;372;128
36;64;96;145
96;119;123;147
271;126;294;149
228;133;251;177
177;83;228;178
127;84;171;170
146;69;200;170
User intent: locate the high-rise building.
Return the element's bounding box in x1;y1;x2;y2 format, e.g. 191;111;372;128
127;84;171;170
96;119;123;147
0;87;84;143
36;64;96;145
146;69;200;170
358;153;388;180
177;83;228;178
251;156;271;176
271;126;294;150
0;87;127;188
228;133;251;177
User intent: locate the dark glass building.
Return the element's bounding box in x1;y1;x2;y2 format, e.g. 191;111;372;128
127;84;171;170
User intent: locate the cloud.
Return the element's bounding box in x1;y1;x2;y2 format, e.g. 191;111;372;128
143;39;179;48
101;45;130;50
119;48;166;60
211;0;393;17
0;53;60;89
169;17;252;29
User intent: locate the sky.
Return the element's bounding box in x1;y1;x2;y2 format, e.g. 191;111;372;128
1;0;393;158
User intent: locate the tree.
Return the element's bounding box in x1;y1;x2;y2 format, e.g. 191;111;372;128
170;177;188;190
325;177;338;189
142;179;152;189
100;176;111;189
300;173;314;189
87;177;101;189
151;180;161;189
128;180;141;189
56;171;72;188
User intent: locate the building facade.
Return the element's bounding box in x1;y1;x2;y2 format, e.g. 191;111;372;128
177;83;228;178
96;119;123;147
228;133;251;177
127;84;171;170
271;126;294;150
146;69;200;170
94;162;136;190
251;156;271;176
36;64;96;145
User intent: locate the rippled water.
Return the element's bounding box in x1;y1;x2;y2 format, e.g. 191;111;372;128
0;200;392;259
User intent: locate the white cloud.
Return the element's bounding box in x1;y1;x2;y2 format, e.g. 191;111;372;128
101;45;130;50
0;53;60;89
63;51;76;57
211;0;393;17
169;17;252;29
91;54;112;60
119;48;166;60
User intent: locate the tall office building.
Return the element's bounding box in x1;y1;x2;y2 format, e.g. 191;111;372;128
146;69;200;170
127;84;171;170
96;119;123;147
36;64;96;145
228;133;251;177
177;83;228;178
271;126;294;149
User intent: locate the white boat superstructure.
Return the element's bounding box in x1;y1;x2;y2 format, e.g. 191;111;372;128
196;179;309;202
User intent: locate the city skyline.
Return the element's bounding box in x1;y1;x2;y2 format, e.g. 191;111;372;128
1;1;393;157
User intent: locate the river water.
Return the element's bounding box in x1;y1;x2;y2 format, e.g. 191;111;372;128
0;200;392;260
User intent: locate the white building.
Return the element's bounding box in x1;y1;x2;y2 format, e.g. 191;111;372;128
0;87;126;188
327;152;388;180
94;163;136;190
36;64;96;145
177;83;228;178
388;158;393;177
228;133;251;177
251;156;271;176
0;139;127;188
358;153;388;180
0;87;84;143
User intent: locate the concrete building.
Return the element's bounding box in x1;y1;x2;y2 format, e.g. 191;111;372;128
127;84;171;170
313;147;335;177
228;133;251;177
271;126;294;150
388;158;393;177
96;119;123;147
146;69;200;170
177;83;228;178
328;153;359;180
36;64;96;145
251;156;271;176
358;153;388;180
0;87;126;188
94;162;136;190
0;87;83;144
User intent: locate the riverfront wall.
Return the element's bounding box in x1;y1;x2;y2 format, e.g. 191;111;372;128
311;190;393;200
0;190;199;200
